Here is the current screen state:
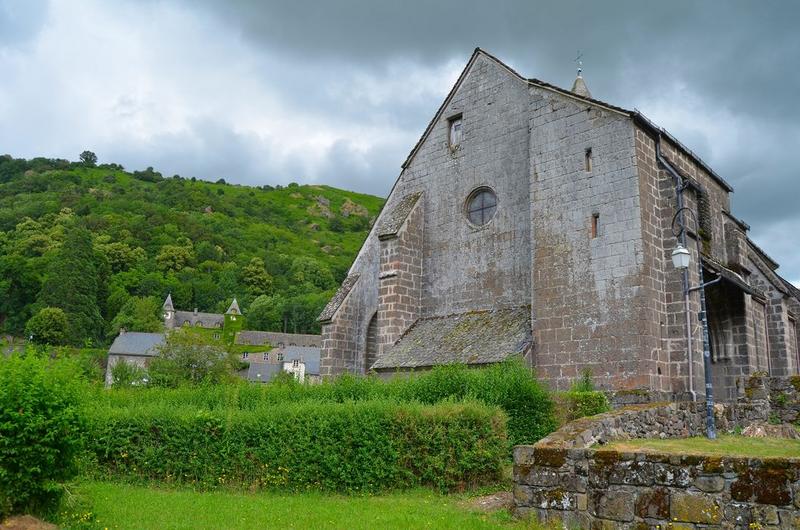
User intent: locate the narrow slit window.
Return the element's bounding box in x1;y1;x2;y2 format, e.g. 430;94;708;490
448;115;462;149
585;148;593;172
591;213;599;239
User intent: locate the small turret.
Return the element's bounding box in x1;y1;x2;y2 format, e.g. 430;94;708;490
571;52;592;99
226;298;241;316
163;293;175;328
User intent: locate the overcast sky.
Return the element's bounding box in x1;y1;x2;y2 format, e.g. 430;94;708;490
1;1;798;284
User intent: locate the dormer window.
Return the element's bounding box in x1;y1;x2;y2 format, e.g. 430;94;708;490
448;115;462;149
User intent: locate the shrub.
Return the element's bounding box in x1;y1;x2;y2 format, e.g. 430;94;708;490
110;359;149;388
25;307;69;346
148;329;237;387
96;358;556;447
0;355;86;517
561;390;611;422
84;400;506;493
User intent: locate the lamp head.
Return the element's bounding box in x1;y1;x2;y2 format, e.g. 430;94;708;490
672;244;691;270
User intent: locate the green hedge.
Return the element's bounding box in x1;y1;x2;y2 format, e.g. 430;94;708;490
84;400;506;493
93;358;556;447
0;355;86;518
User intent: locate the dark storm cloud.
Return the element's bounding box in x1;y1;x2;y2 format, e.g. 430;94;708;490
0;0;798;281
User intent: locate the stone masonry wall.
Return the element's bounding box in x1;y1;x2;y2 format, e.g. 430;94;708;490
740;374;800;424
529;89;659;392
514;401;800;529
377;198;423;354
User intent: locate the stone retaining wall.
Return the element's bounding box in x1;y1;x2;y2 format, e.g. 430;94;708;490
513;401;800;529
740;374;800;424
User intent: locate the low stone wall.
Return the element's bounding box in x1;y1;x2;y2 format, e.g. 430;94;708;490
740;374;800;424
513;402;800;529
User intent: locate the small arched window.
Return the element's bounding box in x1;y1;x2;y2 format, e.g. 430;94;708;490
465;187;497;226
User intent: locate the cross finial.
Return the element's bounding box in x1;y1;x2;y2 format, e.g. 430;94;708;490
574;50;584;77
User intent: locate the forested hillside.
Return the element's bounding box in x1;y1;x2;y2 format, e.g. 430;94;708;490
0;154;384;344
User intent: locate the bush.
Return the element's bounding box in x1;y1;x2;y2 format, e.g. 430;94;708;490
0;355;86;517
25;307;69;345
110;359;148;388
561;391;611;422
84;400;506;493
95;358;556;447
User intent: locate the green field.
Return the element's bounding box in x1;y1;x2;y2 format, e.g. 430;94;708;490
601;434;800;458
70;482;544;530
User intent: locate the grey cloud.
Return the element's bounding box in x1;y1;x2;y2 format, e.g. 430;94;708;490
1;0;799;281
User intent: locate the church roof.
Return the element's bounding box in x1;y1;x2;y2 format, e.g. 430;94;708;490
163;293;174;311
318;273;359;323
377;192;422;240
108;332;165;357
371;307;532;370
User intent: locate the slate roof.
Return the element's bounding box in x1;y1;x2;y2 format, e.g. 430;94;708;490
371;307;532;370
275;345;321;375
317;273;360;323
108;332;165;357
174;311;224;328
377;192;422;240
245;362;283;383
235;330;321;348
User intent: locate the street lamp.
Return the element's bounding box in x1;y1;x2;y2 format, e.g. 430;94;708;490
671;244;690;271
671;208;721;440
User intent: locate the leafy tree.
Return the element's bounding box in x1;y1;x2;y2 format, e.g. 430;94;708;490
242;257;273;297
79;150;97;167
108;296;163;336
37;226;104;344
289;256;335;290
148;329;236;387
156;241;195;273
95;238;146;273
24;307;69;345
246;294;285;331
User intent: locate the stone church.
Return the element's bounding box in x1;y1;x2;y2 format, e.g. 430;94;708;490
318;49;800;401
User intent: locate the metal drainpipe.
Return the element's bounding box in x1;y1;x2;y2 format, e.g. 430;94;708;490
655;135;697;402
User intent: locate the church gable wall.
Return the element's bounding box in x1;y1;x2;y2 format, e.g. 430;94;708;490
529;89;653;391
400;53;532;317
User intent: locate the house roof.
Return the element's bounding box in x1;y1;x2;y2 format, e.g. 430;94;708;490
275;346;321;375
371;307;532;370
174;311;224;327
377;192;422;240
235;330;321;348
317;273;360;323
245;361;283;382
108;332;165;357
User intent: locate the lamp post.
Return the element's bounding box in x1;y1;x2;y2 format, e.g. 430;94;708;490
671;208;721;440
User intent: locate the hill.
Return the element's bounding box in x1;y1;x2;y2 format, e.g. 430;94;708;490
0;154;384;343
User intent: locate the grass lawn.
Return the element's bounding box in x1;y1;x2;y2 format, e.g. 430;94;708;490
601;434;800;458
73;482;545;530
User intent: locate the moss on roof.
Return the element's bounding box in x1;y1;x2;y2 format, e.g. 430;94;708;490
372;306;531;370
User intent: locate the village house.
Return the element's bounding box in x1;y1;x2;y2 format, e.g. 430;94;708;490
105;296;322;386
318;48;800;402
